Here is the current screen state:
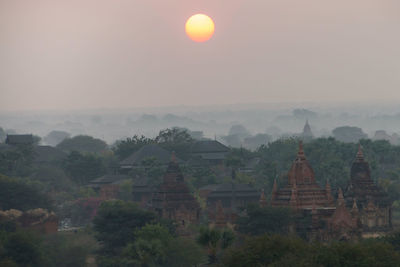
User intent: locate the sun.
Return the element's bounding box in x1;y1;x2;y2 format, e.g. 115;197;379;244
185;14;215;42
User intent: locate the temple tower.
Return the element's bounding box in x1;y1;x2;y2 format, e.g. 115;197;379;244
152;154;201;233
345;145;392;233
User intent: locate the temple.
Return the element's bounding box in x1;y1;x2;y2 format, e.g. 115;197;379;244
271;142;392;241
151;153;200;234
345;145;392;236
271;141;334;209
301;120;314;141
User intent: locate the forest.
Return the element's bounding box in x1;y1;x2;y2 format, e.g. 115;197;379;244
1;127;400;266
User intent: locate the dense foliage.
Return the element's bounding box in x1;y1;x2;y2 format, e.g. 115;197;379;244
235;204;292;236
93;200;156;253
62;151;106;185
220;234;400;267
0;175;52;211
93;200;206;267
0;221;93;267
57;135;109;154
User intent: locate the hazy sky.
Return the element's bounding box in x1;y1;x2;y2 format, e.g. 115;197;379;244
1;0;399;111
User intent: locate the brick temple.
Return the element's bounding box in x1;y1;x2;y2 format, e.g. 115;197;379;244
271;142;392;240
345;145;392;236
271;141;334;209
151;153;200;234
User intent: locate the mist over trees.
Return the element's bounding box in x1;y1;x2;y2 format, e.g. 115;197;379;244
1;105;400;266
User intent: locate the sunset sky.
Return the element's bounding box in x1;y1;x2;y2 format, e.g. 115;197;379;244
1;0;399;111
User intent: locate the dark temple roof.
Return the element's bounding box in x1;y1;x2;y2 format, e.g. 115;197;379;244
346;145;391;207
120;144;182;167
89;174;130;185
152;158;200;211
206;183;259;199
191;140;230;153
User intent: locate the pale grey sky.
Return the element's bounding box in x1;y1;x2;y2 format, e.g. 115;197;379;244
1;0;399;111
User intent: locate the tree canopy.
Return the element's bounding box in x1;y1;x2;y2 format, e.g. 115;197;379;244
56;135;108;154
0;175;51;211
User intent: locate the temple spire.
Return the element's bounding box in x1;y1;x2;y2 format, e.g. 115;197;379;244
259;189;267;207
171;151;177;163
297;141;306;160
271;179;278;201
356;144;364;162
326;179;333;203
351;199;359;216
337;188;345;206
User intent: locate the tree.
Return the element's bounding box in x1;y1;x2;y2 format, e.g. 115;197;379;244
29;166;73;192
57;135;108;154
122;224;172;266
235;204;292;236
113;135;153;160
164;237;206;267
0;175;51;211
0;144;35;177
2;231;44;267
155;128;193;144
220;235;312;267
155;128;194;159
197;226;235;264
63;151;106;185
93;200;156;254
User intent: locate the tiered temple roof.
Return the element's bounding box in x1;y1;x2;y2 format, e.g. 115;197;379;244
271;142;334;209
302;120;314;139
152;154;200;223
345;145;391;209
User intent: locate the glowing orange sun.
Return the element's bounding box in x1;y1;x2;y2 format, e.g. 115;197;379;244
185;14;215;42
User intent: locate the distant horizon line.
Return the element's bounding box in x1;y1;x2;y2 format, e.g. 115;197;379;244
0;100;399;114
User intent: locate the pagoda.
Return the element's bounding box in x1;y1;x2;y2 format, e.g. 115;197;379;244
345;145;392;233
152;153;200;233
301;120;314;141
271;141;334;209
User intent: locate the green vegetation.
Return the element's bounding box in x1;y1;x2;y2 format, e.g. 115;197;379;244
57;135;109;154
62;151;106;185
93;200;206;267
0;223;95;267
0;175;52;211
220;234;400;267
197;226;235;264
235;204;292;236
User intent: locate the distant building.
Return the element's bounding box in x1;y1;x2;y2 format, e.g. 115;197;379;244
202;180;260;222
5;134;34;145
301;120;313;141
373;130;399;145
152;154;200;234
0;209;58;234
132;177;155;208
120;144;183;169
190;140;230;164
88;174;130;200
